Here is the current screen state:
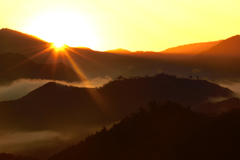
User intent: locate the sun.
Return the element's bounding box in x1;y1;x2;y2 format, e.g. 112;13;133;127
53;42;65;48
23;11;99;50
51;43;67;54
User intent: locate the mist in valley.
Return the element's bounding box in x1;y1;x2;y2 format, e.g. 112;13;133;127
218;80;240;98
0;76;114;159
0;76;112;102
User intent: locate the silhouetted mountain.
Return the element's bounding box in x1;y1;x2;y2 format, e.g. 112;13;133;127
0;82;111;130
48;101;240;160
0;153;38;160
0;52;80;82
0;74;233;130
0;28;50;54
194;97;240;114
98;74;233;118
162;40;221;55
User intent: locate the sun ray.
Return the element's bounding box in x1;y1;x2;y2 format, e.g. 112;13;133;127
62;50;87;82
65;47;113;72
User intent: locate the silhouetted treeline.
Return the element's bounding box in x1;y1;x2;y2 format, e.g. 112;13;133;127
98;73;233;118
48;101;240;160
0;153;38;160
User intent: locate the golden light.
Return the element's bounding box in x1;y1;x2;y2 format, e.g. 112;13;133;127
23;11;99;50
53;42;65;49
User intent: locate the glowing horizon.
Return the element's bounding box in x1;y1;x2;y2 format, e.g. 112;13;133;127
1;0;240;52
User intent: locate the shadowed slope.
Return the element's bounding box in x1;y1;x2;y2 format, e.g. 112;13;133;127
48;101;240;160
0;52;80;82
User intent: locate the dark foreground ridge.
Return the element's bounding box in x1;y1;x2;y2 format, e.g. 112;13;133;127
48;101;240;160
0;153;38;160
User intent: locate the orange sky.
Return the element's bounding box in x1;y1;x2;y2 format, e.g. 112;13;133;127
1;0;240;51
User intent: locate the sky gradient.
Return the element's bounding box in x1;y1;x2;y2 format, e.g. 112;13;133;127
1;0;240;51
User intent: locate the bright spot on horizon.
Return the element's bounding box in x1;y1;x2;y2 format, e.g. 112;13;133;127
23;11;99;50
50;43;67;54
53;42;65;48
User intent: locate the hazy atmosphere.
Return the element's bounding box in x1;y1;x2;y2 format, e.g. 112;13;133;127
1;0;240;160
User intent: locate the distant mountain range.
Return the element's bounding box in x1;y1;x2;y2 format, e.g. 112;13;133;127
162;40;221;55
1;28;240;82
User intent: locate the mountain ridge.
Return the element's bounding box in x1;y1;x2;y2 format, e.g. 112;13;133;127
162;40;221;55
194;34;240;58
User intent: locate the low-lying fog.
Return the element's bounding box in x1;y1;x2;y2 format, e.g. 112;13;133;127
0;76;113;159
0;76;112;102
218;81;240;98
0;126;106;160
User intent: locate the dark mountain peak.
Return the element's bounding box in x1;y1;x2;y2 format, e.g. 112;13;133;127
32;82;76;93
19;82;78;102
41;81;58;88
